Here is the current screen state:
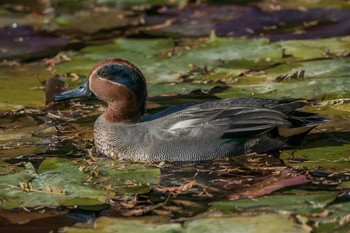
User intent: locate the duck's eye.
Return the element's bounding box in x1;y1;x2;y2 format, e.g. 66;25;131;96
101;71;108;79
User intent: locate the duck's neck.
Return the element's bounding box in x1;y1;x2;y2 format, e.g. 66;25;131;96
103;100;142;123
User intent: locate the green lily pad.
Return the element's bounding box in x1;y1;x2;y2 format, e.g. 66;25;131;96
0;63;52;110
280;143;350;173
309;201;350;233
88;159;161;197
0;161;19;176
210;191;337;215
0;115;55;158
0;158;107;209
63;216;182;233
279;37;350;60
52;9;141;35
217;58;350;99
183;214;311;233
0;157;161;209
314;201;350;223
62;214;311;233
258;0;350;10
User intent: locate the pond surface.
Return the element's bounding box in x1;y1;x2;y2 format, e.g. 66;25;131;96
0;0;350;232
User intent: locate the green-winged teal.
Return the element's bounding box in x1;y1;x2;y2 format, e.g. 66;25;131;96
54;58;326;162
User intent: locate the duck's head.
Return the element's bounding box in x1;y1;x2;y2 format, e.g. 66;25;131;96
54;58;147;122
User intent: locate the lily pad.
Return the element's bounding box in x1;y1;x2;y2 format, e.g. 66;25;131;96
0;115;55;158
87;159;161;197
217;58;350;99
258;0;350;10
0;158;107;209
143;5;350;40
183;214;311;233
62;214;311;233
210;190;337;215
279;37;350;60
0;25;68;60
52;9;141;35
0;63;53;110
280;143;350;173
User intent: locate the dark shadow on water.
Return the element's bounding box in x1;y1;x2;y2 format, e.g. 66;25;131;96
0;213;77;233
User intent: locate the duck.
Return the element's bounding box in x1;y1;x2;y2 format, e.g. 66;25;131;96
54;58;326;162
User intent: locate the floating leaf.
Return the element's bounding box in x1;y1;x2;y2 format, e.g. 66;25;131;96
183;214;311;233
53;10;141;35
0;158;107;209
281;143;350;173
88;159;160;197
0;25;68;60
143;5;350;40
211;190;337;215
279;37;350;60
62;214;311;233
227;172;308;200
0;115;54;158
218;58;350;99
0;63;53;110
258;0;350;10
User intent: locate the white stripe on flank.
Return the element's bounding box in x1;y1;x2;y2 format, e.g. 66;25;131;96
169;119;201;130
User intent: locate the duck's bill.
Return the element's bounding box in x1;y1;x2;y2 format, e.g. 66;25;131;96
54;81;93;101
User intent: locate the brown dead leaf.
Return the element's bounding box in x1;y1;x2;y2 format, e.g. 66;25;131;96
228;169;308;200
155;180;196;194
152;209;173;216
172;199;203;208
44;52;71;72
102;196;166;217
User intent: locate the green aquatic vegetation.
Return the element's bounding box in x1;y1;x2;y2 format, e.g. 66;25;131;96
258;0;350;10
217;59;350;99
86;159;161;197
0;2;349;231
0;158;160;209
210;191;337;215
281;143;350;173
279;37;350;60
62;214;311;233
0;158;107;209
1;36;349;110
0;64;52;110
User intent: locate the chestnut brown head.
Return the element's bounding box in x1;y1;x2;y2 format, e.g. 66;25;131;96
54;58;148;116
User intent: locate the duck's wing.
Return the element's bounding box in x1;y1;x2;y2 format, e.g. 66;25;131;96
142;98;302;122
148;98;325;140
142;97;304;122
148;99;289;140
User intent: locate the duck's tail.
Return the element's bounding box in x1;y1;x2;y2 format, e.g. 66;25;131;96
278;111;327;145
